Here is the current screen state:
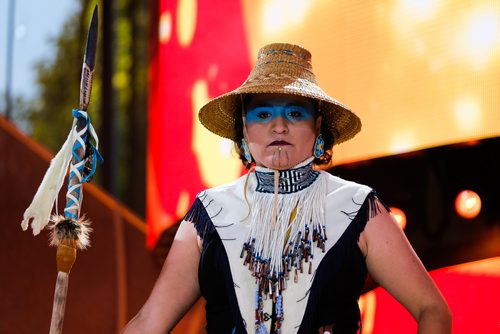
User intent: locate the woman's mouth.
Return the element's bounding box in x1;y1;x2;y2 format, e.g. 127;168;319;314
269;140;291;146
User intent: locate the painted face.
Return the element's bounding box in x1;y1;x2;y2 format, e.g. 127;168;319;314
244;93;321;170
245;104;315;124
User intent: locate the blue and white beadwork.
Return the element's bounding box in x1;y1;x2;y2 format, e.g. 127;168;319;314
254;161;319;194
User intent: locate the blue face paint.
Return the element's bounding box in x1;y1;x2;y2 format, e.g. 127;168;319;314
245;104;315;124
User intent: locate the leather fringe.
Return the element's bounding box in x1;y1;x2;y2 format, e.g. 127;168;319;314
183;197;215;247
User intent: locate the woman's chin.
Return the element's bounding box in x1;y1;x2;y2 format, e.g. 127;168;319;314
256;157;299;170
264;164;293;170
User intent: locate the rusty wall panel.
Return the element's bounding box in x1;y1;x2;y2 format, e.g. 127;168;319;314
0;117;158;333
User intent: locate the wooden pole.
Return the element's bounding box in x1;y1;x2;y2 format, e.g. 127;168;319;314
49;239;77;334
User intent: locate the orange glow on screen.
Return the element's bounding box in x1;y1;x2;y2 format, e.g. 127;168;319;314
242;0;500;164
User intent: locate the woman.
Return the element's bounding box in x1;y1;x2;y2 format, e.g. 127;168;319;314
123;43;451;333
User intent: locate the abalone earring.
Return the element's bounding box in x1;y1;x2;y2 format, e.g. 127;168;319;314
242;138;252;163
313;134;324;158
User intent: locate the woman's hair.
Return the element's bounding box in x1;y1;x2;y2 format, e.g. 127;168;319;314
234;94;335;169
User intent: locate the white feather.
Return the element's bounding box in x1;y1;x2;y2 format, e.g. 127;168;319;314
21;121;76;235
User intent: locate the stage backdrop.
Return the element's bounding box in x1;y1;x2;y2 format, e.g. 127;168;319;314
147;0;499;247
358;257;500;333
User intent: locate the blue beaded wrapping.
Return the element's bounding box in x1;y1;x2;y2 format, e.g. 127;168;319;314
64;109;103;220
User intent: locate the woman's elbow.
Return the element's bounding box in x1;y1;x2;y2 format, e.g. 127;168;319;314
417;300;453;333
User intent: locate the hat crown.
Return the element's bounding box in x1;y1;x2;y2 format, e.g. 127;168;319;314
246;43;317;84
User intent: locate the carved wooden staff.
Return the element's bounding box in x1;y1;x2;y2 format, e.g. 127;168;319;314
21;5;101;334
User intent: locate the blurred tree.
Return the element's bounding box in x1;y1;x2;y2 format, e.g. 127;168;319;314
29;4;89;151
3;96;34;133
122;0;149;214
26;0;150;216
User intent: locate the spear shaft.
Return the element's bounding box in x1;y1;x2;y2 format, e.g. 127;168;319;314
48;5;99;334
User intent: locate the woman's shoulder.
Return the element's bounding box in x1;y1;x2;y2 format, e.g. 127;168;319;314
320;170;373;198
198;173;248;197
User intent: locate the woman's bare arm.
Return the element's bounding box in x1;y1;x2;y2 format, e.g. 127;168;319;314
358;201;452;334
122;220;202;334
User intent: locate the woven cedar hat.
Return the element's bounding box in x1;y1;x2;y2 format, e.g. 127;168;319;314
199;42;361;144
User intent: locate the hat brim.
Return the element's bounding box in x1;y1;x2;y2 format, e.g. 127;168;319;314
199;78;361;145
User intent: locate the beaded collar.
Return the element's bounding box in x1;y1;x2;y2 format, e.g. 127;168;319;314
254;157;319;194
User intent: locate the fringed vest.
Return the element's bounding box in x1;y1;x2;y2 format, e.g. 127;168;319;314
184;160;386;333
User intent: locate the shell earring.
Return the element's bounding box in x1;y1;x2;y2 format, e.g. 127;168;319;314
313;134;324;158
242;139;252;163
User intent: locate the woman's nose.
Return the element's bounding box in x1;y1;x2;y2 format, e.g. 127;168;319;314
272;116;289;133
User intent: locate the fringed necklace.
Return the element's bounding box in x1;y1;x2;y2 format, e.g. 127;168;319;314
240;157;328;334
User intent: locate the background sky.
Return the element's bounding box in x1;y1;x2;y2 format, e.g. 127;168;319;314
0;0;78;107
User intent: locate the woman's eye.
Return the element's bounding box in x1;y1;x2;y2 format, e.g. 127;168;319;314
258;112;272;119
288;111;303;119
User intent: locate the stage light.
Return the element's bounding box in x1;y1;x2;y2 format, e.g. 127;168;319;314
390;132;417;155
458;7;499;70
455;190;481;219
262;0;311;34
176;0;197;47
453;97;481;133
159;11;172;43
390;207;407;230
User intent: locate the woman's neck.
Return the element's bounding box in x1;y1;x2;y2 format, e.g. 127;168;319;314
254;157;318;194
